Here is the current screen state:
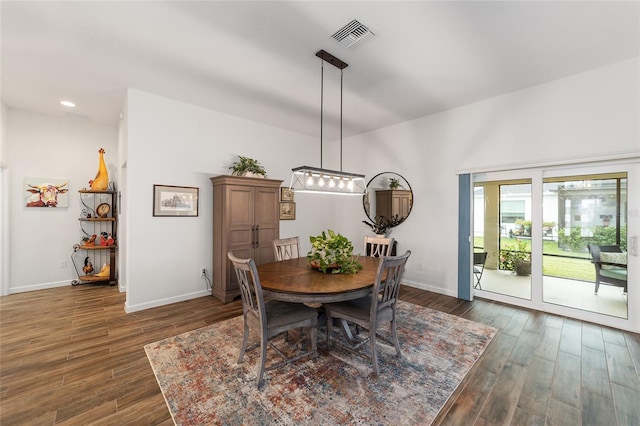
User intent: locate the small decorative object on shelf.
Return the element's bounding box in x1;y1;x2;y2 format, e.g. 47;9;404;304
307;229;362;274
89;148;109;191
96;202;110;218
82;257;94;275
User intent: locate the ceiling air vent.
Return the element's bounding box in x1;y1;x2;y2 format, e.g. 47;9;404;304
330;19;375;49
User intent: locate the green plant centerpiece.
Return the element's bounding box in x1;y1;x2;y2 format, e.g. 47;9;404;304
362;215;402;236
229;155;267;177
307;229;362;274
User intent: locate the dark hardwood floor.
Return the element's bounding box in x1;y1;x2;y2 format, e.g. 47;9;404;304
1;284;639;425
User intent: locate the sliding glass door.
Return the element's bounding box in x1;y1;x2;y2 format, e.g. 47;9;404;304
542;173;627;319
473;180;532;300
472;162;635;328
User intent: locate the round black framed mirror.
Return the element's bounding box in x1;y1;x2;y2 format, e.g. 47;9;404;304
363;172;413;230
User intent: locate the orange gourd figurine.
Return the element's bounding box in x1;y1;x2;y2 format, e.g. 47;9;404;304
89;148;109;191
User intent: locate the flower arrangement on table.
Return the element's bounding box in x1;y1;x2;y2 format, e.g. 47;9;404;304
307;229;362;274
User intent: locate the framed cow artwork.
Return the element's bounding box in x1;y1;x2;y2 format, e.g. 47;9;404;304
24;177;69;208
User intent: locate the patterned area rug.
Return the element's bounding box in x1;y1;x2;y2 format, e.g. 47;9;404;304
145;301;497;425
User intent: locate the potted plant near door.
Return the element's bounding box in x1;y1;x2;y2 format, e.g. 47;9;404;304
499;239;531;276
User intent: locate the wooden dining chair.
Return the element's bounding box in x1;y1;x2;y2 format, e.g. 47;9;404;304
363;235;395;257
325;250;411;376
273;236;300;261
228;252;318;389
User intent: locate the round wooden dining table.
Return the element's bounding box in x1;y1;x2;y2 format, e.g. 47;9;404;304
257;256;381;344
257;256;381;304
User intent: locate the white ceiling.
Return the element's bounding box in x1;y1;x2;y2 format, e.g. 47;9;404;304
2;1;638;140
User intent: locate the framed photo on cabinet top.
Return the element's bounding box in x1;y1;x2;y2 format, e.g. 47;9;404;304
153;184;199;217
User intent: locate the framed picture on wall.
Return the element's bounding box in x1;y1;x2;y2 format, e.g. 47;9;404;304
24;177;69;208
280;187;294;201
279;201;295;220
153;185;199;217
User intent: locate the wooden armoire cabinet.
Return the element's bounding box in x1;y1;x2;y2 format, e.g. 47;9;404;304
211;175;283;303
376;189;413;220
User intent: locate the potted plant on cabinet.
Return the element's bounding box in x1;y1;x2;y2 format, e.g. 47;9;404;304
229;155;267;177
307;229;362;274
389;177;403;189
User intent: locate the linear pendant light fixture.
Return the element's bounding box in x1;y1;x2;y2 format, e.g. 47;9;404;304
290;50;366;196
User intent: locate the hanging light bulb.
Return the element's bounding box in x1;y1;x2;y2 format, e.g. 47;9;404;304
318;175;325;187
306;172;314;186
338;178;345;189
328;176;336;188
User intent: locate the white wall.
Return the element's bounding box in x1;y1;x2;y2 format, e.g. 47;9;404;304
343;57;639;298
6;110;117;293
1;103;9;295
123;89;361;311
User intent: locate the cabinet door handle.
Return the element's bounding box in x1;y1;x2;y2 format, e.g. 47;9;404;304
255;225;260;248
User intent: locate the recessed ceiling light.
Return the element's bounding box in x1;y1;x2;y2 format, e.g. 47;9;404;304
60;100;76;108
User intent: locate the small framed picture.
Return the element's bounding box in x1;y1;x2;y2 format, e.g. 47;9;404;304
280;187;294;201
279;202;295;220
153;185;199;217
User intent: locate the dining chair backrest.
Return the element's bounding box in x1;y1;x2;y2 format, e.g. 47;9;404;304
364;235;395;258
228;252;266;328
371;250;411;319
273;236;300;261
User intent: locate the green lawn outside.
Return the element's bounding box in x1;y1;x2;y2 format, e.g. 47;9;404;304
474;236;595;281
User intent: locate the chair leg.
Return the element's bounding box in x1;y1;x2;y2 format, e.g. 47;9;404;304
370;330;379;376
238;323;249;364
595;280;600;295
256;338;267;389
326;312;332;347
309;326;317;359
391;319;401;358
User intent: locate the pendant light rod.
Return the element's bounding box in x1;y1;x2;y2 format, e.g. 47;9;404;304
340;68;343;172
320;59;323;169
315;50;348;172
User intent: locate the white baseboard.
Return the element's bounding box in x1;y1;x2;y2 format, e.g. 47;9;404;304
402;279;459;298
10;280;71;293
124;289;211;313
